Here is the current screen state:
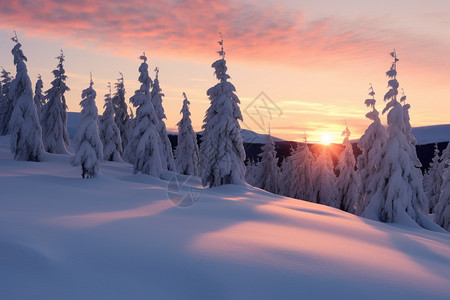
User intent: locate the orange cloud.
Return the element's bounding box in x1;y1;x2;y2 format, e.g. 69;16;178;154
2;0;443;69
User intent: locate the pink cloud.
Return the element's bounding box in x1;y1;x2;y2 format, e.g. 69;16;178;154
0;0;449;71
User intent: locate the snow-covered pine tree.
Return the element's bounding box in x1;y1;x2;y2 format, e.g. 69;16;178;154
356;84;387;216
99;82;122;161
123;107;136;162
435;163;450;231
33;74;45;119
0;67;13;135
336;125;358;213
199;34;246;187
311;146;338;208
244;158;259;187
400;90;421;168
441;142;450;167
123;53;163;177
400;90;429;210
290;140;314;201
8;34;44;161
423;144;444;213
72;76;103;178
112;72;129;151
151;67;176;171
255;132;279;193
278;147;294;197
41;50;70;154
364;51;427;225
175;92;199;176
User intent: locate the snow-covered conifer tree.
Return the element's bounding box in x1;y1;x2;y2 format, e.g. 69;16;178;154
151;67;176;171
175;92;199;176
364;51;427;224
112;72;129;151
8;34;44;161
400;90;421;168
72;76;103;178
356;85;387;216
278;148;294;197
435;163;450;231
123;53;163;177
245;158;259;187
123;108;136;162
41;50;70;154
199;34;246;187
336;126;358;213
0;67;13;135
423;144;444;213
400;91;429;209
33;74;45;119
255;132;279;193
441;142;450;168
99;82;122;161
311;147;338;207
290;140;314;201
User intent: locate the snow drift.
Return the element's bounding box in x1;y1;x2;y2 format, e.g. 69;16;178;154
0;136;449;299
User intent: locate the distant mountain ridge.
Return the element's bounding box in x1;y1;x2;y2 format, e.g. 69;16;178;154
412;124;450;145
68;112;449;145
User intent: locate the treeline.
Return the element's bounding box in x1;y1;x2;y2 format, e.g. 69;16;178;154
0;33;244;186
246;52;450;232
0;32;448;232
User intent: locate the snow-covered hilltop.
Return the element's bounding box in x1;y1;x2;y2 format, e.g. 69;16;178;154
412;124;450;145
0;135;449;299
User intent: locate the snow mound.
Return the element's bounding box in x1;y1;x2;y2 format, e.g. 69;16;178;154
0;135;449;299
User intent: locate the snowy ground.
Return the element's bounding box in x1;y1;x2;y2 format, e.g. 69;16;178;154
0;136;449;299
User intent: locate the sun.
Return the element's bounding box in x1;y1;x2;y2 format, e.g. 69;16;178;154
321;134;332;145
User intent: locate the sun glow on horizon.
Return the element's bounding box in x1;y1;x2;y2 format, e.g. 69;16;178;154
320;134;332;145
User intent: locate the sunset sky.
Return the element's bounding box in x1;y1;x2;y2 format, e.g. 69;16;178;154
0;0;449;143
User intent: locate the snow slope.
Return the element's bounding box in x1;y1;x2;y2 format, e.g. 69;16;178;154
0;136;449;299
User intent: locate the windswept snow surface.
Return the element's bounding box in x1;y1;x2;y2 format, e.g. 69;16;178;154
0;135;449;299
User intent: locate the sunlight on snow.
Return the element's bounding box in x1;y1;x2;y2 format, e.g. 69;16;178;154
44;200;172;228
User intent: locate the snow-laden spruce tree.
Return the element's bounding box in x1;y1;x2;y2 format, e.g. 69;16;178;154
435;163;450;231
199;34;246;187
41;50;70;154
311;147;339;207
72;76;103;179
99;82;122;161
401;90;421;168
175;92;199;176
123;53;163;177
401;90;429;210
255;132;279;193
112;72;129;151
441;142;450;167
356;85;387;216
290;141;314;201
278;147;294;197
151;67;176;171
364;51;427;224
244;158;259;187
123;108;136;162
423;144;444;213
336;126;358;213
0;67;13;135
33;74;45;119
8;34;44;161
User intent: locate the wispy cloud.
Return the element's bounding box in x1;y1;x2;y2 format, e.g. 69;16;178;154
1;0;448;70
